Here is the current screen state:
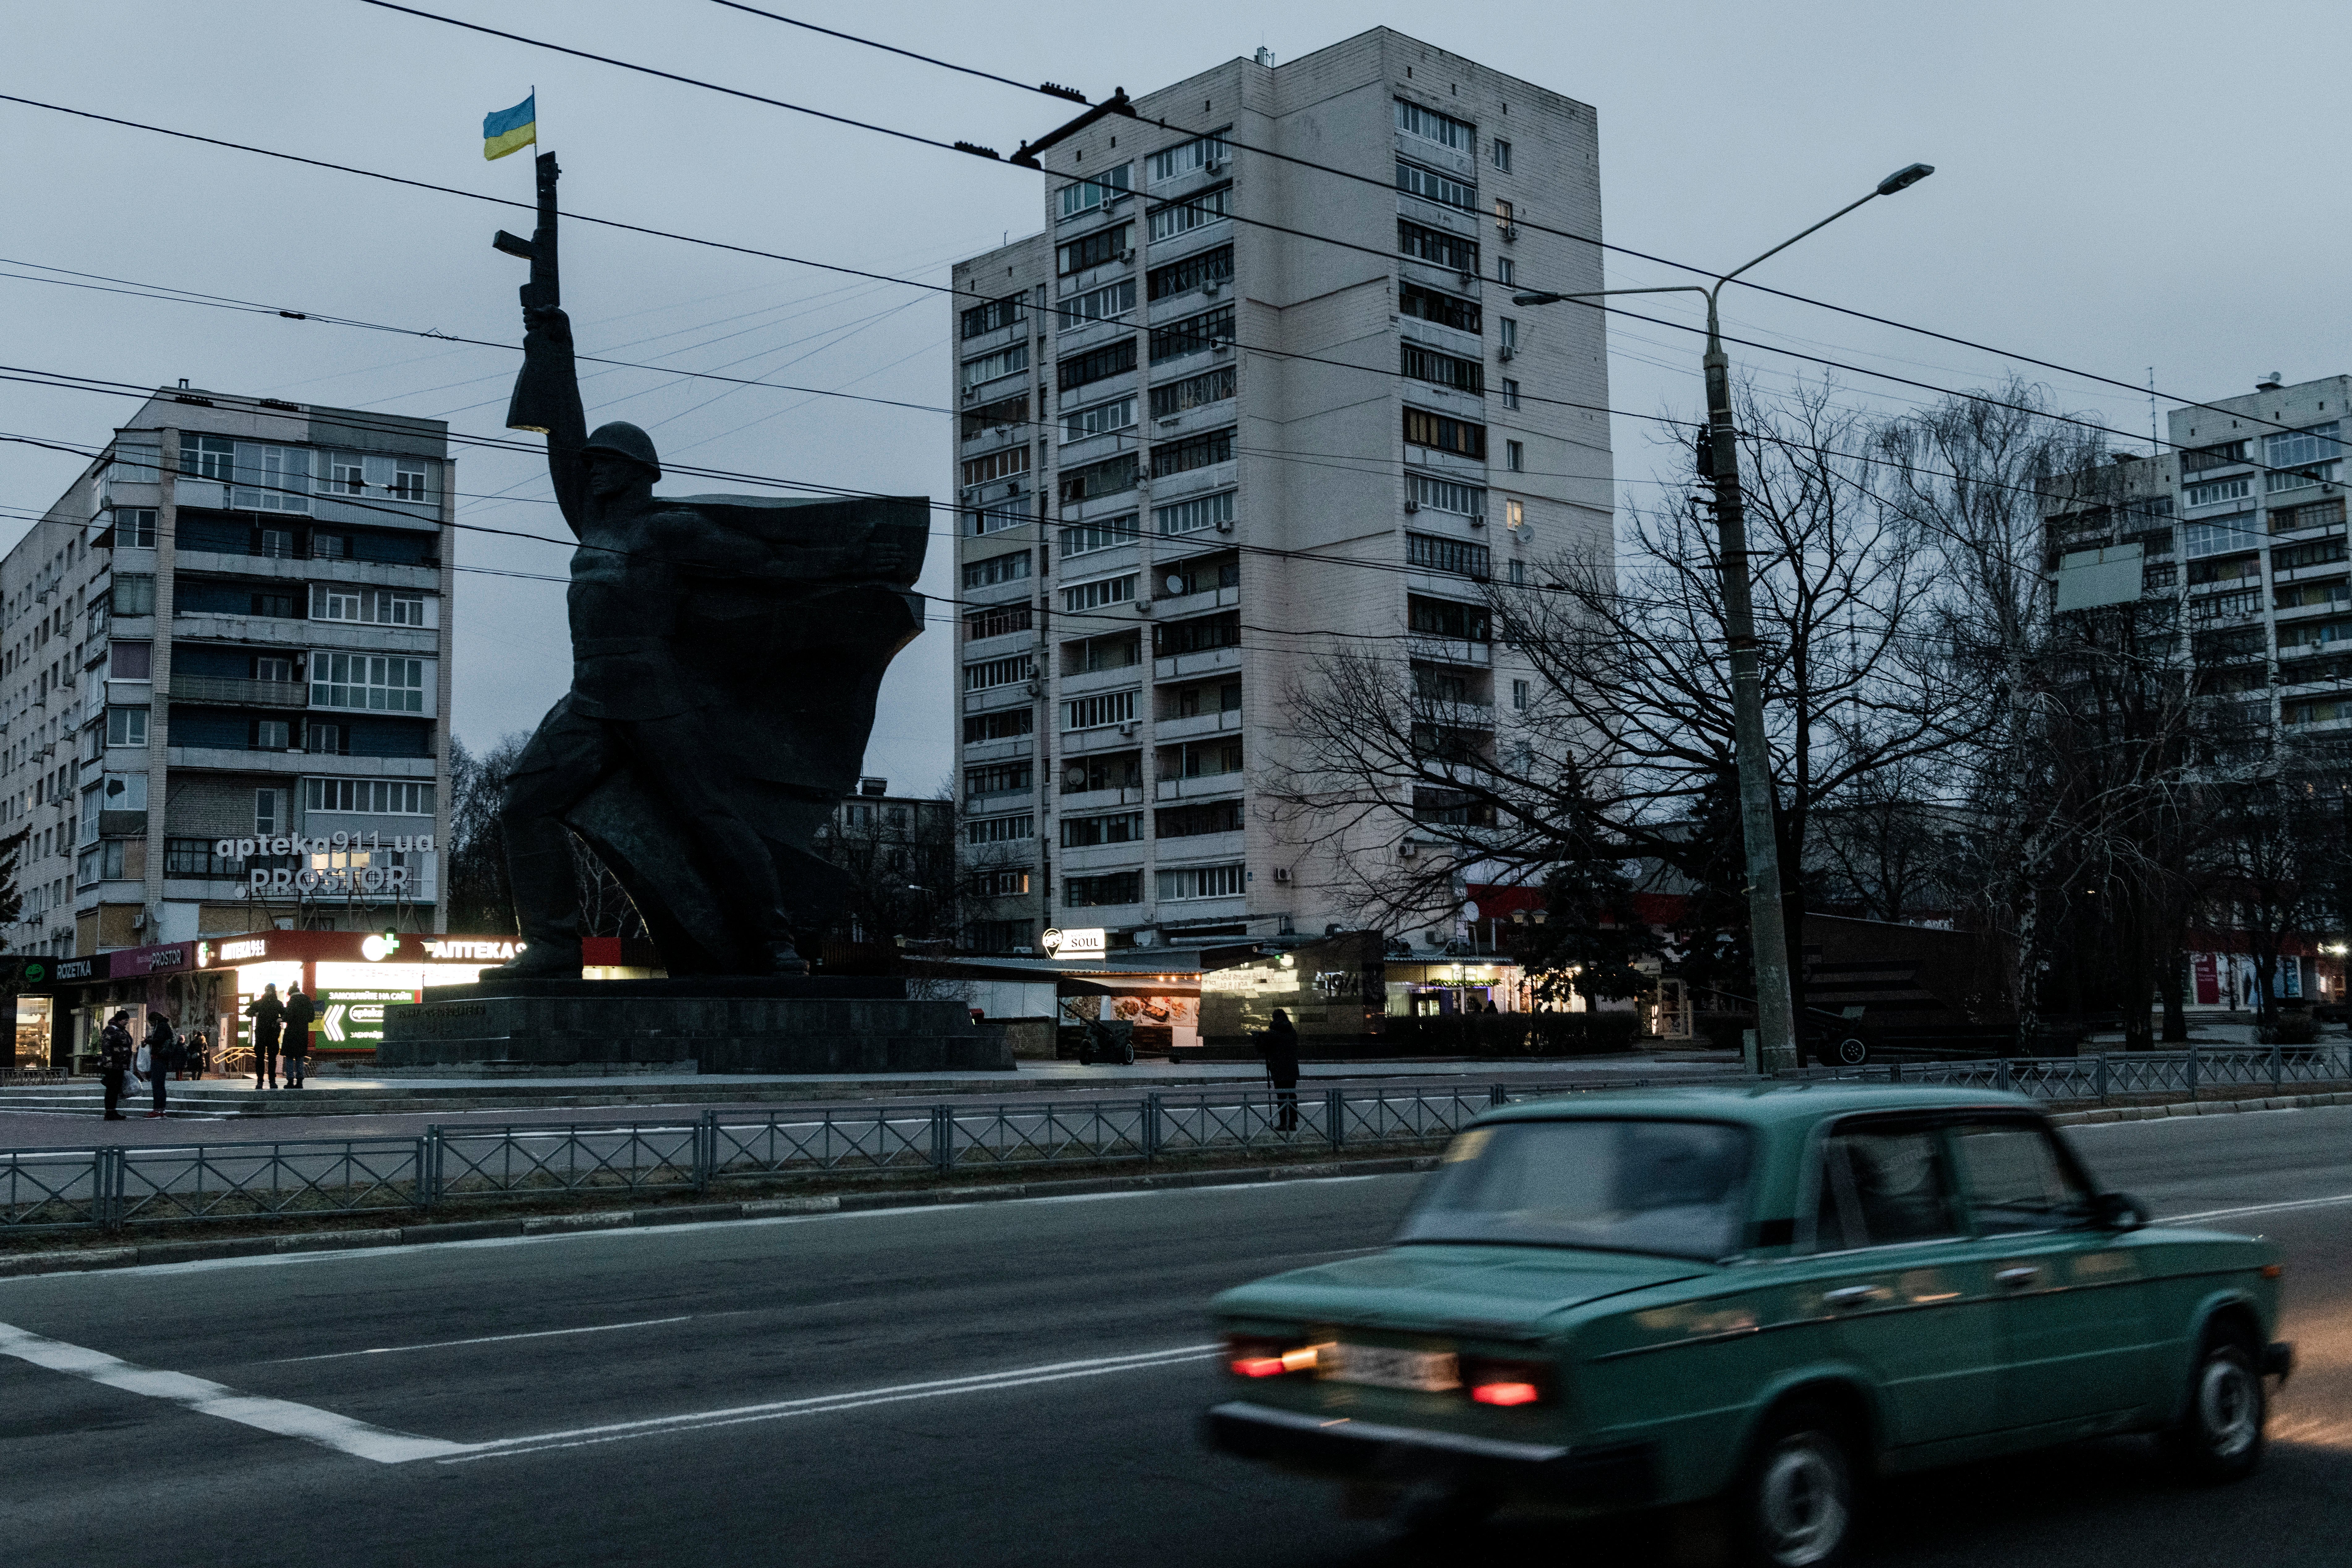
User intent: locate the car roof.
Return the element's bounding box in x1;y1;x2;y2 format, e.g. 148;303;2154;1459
1478;1083;2042;1128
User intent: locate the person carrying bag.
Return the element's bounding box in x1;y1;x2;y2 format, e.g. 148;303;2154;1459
99;1012;134;1121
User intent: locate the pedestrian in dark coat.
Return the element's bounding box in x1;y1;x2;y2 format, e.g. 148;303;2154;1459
283;986;315;1089
1258;1008;1301;1132
142;1011;175;1119
246;984;285;1089
98;1011;134;1120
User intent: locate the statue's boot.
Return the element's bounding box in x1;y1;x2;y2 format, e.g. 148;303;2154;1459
478;836;585;981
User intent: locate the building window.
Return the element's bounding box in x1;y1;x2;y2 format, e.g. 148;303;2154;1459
1146;130;1229;185
1401;343;1484;396
962;550;1030;591
1505;498;1525;529
1057;338;1138;394
2273;498;2346;535
310;653;426;713
1157;862;1245;901
1149;427;1234;478
961;294;1026;340
1061;811;1144;848
310;584;427;626
111;575;155;616
116;509;157;548
1146;182;1232;242
1146;244;1232;301
1506;440;1525;472
253;720;291;750
960;445;1031;491
1161;554;1239;598
1398;219;1480;274
1156;799;1243;838
1404;408;1487;460
1063;690;1137;732
1062;575;1137;614
1063;871;1142;908
255;789;281;835
965;603;1034;641
1498;317;1518;355
1399;282;1481;334
1512;679;1530;711
1056;278;1136;331
966;814;1036;846
1395;159;1477;211
1408;473;1485;519
965;762;1033;799
963;708;1035;743
1492;137;1513;171
1394;98;1473;151
1056;165;1131;222
1153;611;1241;657
961;394;1029;441
2183;515;2262;558
180;433;234;482
1055;223;1131;277
1155;491;1234;537
391;463;429;503
1500;378;1520;410
1408;594;1492;641
963;653;1035;692
2179;439;2249;475
2184;476;2252;508
961;344;1030;388
1060;517;1136;558
968;500;1029;537
312;532;349;559
1062;397;1136;444
1059;454;1140;506
1407;533;1490;579
1508;559;1526;586
305;778;435;814
104;707;147;748
1495;257;1515;287
1149;366;1236;419
1149;305;1234;364
110;641;152;679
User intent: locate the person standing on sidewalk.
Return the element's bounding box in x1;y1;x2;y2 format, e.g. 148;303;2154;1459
98;1011;134;1120
141;1010;175;1119
247;984;285;1089
1257;1009;1301;1132
283;985;315;1089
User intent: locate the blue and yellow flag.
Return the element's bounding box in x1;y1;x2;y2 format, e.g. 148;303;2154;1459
483;94;536;161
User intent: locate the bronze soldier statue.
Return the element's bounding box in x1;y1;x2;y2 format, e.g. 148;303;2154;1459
482;154;925;979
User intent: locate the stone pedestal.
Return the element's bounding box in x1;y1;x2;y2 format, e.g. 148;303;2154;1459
375;977;1012;1074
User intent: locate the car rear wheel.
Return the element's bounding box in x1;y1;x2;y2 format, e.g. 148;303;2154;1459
2162;1332;2265;1484
1832;1037;1870;1067
1732;1402;1860;1568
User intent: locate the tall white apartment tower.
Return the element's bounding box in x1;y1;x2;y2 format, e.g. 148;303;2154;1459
951;28;1611;954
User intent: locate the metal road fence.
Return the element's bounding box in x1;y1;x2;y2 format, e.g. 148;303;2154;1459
3;1048;2344;1236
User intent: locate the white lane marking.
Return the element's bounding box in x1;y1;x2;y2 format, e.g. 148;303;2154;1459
0;1319;468;1463
2157;1192;2352;1225
266;1315;693;1364
439;1343;1223;1464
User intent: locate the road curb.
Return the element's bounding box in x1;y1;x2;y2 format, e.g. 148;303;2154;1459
2050;1089;2352;1125
0;1154;1444;1279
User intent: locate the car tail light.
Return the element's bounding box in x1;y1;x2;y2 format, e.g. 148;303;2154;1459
1225;1335;1324;1378
1461;1356;1551;1406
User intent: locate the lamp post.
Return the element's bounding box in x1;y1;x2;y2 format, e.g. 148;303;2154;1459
1513;163;1933;1067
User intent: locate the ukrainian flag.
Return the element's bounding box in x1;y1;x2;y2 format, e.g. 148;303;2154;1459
482;95;536;161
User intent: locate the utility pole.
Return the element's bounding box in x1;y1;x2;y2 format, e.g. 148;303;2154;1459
1514;162;1934;1070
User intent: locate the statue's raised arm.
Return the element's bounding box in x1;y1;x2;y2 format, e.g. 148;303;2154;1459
492;151;588;534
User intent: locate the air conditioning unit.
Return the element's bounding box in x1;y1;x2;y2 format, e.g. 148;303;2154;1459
1202;280;1222;298
1136;598;1154;614
1468;514;1486;529
1272;867;1291;884
1117;720;1138;736
1204;157;1224;176
1499;225;1519;242
1214;518;1234;533
1497;345;1516;362
1403;499;1420;514
1399;838;1417;858
1458;270;1477;287
1212;342;1233;358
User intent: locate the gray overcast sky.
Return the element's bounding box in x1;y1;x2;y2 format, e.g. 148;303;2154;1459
4;0;2345;791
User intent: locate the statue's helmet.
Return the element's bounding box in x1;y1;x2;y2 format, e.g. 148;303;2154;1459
582;421;662;480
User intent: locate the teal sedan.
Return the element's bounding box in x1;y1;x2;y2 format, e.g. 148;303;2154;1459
1204;1086;2290;1566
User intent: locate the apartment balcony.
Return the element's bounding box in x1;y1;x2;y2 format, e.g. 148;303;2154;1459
167;674;308;709
963;787;1036;817
1154;774;1245;802
165;746;436;775
1151;584;1238;617
1152;709;1242;743
1057;841;1147;874
1058;785;1144;811
1151;827;1245;860
961;682;1036;716
2272;597;2350;624
2273;561;2350;586
1152;645;1242;681
1058;663;1143;698
1407;637;1492;669
1060;723;1142;755
171;551;439;588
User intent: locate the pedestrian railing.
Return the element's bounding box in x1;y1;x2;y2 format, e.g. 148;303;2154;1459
3;1050;2344;1236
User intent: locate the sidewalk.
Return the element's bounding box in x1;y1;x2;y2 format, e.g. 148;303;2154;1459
0;1050;1742;1148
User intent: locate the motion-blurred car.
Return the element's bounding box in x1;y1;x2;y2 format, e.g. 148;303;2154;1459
1203;1086;2290;1566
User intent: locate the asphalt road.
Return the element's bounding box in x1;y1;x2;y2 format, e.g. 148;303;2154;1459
0;1107;2346;1567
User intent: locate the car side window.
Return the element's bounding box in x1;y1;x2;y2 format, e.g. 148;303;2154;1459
1811;1125;1963;1251
1949;1121;2092;1234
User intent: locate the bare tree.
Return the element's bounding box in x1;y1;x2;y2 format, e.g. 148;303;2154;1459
445;732;529;934
1269;378;1981;1013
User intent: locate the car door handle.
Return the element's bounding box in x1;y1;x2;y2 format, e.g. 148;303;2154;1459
1995;1266;2040;1290
1823;1285;1883;1310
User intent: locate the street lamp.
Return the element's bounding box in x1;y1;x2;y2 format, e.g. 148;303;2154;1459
1513;163;1933;1067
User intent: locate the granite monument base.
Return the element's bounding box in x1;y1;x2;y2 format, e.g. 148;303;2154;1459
375;977;1012;1074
